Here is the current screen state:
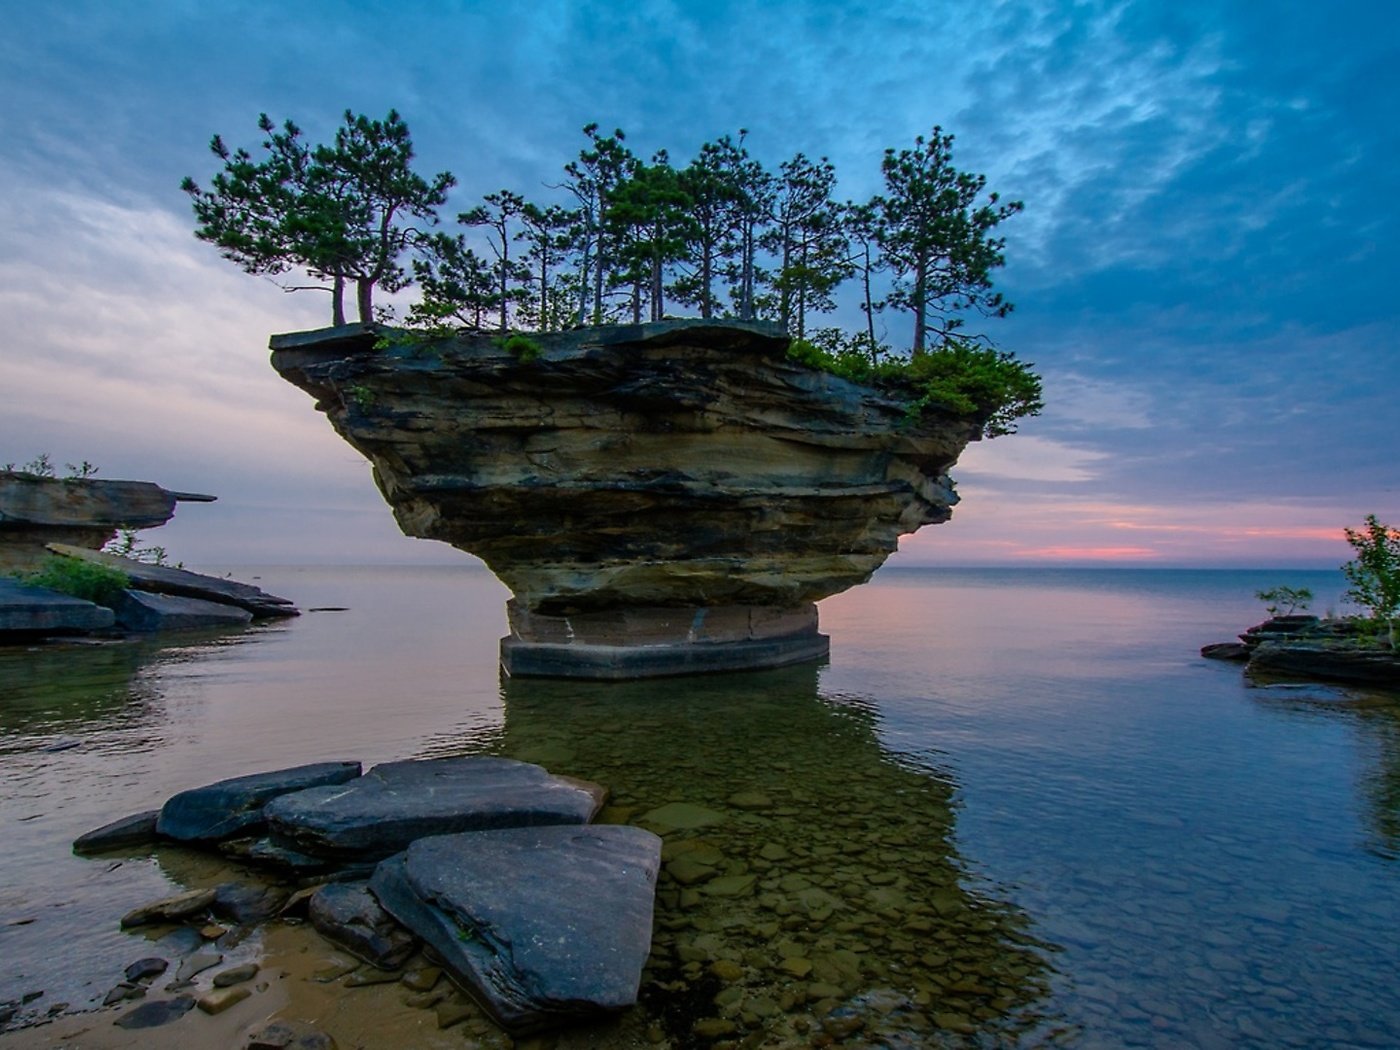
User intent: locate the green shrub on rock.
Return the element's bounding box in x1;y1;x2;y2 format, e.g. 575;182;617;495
24;556;130;607
786;334;1042;438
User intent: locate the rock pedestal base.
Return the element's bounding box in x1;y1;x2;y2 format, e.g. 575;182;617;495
500;601;830;679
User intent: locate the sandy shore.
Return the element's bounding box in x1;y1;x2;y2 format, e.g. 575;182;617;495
0;922;655;1050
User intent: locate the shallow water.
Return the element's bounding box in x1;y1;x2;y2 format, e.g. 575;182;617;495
1;565;1397;1047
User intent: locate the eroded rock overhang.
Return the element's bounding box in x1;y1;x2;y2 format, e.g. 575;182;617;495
271;320;980;677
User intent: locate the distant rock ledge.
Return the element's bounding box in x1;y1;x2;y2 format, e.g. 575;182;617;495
1202;615;1400;688
271;320;984;678
0;473;297;636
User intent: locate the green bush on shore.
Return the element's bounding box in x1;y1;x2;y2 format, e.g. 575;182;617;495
22;556;130;607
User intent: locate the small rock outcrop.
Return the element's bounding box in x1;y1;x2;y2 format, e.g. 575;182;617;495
271;320;983;677
1;475;300;636
73;757;653;1036
1203;616;1400;688
0;473;214;574
47;544;298;618
369;825;661;1033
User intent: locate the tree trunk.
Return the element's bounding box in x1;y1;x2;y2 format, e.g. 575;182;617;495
332;274;346;327
862;246;876;351
650;255;663;322
911;257;927;356
700;249;713;319
592;228;606;324
538;259;547;329
356;279;373;324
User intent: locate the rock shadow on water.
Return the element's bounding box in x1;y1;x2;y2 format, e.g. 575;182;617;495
474;665;1061;1047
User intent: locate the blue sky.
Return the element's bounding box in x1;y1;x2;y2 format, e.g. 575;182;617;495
2;0;1396;568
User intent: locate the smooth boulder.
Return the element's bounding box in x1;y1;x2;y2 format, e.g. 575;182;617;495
157;761;362;844
308;882;417;970
73;810;159;854
265;757;604;861
369;824;661;1033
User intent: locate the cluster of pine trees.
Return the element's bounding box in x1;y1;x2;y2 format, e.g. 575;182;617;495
184;112;1021;359
184;111;1043;435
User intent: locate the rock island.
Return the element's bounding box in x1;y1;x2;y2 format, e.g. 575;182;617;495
271;319;984;677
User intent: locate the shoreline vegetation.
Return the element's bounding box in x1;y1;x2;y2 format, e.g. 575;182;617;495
1204;520;1400;688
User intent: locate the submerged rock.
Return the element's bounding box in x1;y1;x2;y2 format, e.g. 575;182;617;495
124;958;169;983
112;995;195;1029
120;887;217;929
156;761;362;844
369;824;661;1033
265;757;604;861
247;1019;339;1049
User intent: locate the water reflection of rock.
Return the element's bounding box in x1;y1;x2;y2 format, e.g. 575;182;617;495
0;642;161;741
0;631;268;742
490;667;1057;1047
1251;682;1400;860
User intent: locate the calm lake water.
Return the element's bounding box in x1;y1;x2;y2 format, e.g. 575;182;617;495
2;565;1397;1048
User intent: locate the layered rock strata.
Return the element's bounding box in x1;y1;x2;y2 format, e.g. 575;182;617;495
271;320;981;677
0;474;213;574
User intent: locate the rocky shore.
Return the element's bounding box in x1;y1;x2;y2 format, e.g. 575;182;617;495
1202;615;1400;688
40;757;660;1042
0;472;297;637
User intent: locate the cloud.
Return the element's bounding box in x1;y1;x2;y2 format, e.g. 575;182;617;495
2;1;1396;568
956;436;1110;483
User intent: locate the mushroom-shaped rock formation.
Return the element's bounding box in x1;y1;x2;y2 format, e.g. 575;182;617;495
0;473;214;574
270;320;983;678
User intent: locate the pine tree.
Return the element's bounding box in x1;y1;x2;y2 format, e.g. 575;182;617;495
764;154;850;339
460;190;531;331
183;110;454;324
873;127;1020;354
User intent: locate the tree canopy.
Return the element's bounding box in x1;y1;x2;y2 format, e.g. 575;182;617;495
183;109;453;324
184;113;1040;435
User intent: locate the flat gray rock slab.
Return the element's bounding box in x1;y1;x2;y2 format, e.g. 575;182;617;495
46;543;298;617
265;757;605;861
369;824;661;1033
157;761;362;844
0;578;114;633
73;810;159;854
112;589;253;632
